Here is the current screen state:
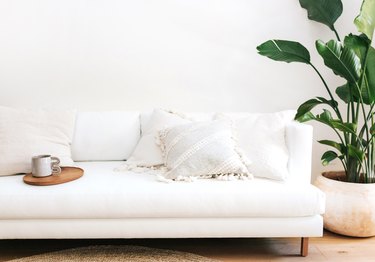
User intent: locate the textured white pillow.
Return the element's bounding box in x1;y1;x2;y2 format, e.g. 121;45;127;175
0;106;76;176
158;120;252;180
216;111;295;181
126;109;191;167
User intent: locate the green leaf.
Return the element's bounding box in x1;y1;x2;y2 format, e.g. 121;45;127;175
295;97;336;120
315;109;335;127
336;83;351;103
316;39;361;83
366;47;375;101
314;109;334;128
318;109;333;122
331;121;357;134
257;40;310;64
361;72;375;104
370;123;375;135
336;78;375;105
344;34;370;64
347;144;365;161
344;34;375;104
336;81;371;104
354;0;375;40
295;111;315;122
295;99;321;120
361;138;369;148
315;109;357;134
321;151;339;166
299;0;343;30
318;140;345;152
316;96;339;108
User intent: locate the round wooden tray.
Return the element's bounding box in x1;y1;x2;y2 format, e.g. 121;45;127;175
23;166;84;186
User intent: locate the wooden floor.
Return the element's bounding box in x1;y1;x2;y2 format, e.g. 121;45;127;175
0;231;374;261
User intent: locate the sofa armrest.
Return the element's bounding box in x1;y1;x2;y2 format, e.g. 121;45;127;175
286;121;313;184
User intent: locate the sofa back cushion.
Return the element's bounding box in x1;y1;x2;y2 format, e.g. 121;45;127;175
0;106;76;176
140;111;214;134
71;111;140;161
125;110;215;167
216;110;296;181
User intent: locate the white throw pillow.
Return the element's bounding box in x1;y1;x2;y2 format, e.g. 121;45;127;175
71;111;140;161
158;120;252;180
0;106;76;176
126;109;191;167
216;111;295;181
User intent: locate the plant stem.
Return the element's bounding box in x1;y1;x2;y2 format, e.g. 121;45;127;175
339;158;348;174
332;26;341;42
309;63;342;120
355;42;372;181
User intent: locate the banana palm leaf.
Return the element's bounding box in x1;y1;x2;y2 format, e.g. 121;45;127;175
316;40;361;83
342;34;375;104
256;40;310;64
354;0;375;40
299;0;343;30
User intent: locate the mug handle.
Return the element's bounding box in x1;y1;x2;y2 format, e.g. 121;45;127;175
51;157;61;175
52;165;61;175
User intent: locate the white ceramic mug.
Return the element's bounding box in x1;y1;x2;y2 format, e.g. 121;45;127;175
32;155;61;178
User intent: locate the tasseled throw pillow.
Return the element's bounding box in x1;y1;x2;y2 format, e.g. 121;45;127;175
158;120;252;181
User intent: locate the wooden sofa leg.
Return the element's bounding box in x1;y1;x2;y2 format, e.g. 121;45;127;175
300;237;309;257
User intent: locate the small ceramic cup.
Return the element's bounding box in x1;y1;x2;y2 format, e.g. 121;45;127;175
32;155;61;178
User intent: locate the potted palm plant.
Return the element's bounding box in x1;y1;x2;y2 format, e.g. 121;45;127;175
257;0;375;237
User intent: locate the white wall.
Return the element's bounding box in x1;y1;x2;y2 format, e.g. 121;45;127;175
0;0;363;179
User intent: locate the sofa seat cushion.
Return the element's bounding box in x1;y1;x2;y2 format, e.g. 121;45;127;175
0;162;325;219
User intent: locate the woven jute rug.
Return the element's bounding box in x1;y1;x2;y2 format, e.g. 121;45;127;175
8;245;220;262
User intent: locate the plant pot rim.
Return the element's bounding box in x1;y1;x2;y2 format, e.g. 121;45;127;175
318;172;375;193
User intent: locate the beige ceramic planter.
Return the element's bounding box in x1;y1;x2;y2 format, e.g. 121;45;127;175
314;171;375;237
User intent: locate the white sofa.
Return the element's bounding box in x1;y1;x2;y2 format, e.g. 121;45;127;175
0;111;325;257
